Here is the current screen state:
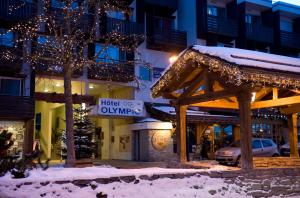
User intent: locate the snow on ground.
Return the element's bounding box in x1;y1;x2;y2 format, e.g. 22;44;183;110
0;174;248;198
0;164;246;198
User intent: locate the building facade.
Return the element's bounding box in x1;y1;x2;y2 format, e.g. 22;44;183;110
0;0;299;162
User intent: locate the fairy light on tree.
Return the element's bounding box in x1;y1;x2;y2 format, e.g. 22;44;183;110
0;0;146;167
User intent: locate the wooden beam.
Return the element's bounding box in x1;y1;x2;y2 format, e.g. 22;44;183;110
177;89;239;106
280;104;300;114
237;91;253;170
287;113;299;158
273;88;278;99
163;92;180;99
254;88;272;101
179;70;205;99
203;70;213;94
251;96;300;109
192;100;239;109
176;105;188;163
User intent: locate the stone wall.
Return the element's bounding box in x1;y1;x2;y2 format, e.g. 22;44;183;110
138;129;177;162
253;157;300;168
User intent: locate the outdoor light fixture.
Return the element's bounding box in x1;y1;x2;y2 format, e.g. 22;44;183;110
44;89;49;93
81;103;86;110
89;84;94;89
55;82;62;87
169;55;178;64
251;92;256;102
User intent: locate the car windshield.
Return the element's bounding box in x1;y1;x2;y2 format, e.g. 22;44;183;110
230;141;240;147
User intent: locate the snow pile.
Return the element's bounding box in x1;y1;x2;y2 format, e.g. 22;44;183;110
0;166;206;183
193;45;300;73
0;174;248;198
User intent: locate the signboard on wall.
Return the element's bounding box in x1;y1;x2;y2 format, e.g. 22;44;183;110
98;98;144;117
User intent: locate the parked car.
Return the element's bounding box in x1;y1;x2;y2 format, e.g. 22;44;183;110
215;138;280;165
280;142;300;156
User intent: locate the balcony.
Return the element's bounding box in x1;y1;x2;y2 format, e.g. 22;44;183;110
107;17;144;36
280;31;300;49
0;0;36;23
146;16;187;52
246;23;273;43
207;15;238;37
88;63;135;83
0;96;34;120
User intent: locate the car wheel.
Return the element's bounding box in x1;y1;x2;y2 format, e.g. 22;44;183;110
236;156;241;167
272;153;279;157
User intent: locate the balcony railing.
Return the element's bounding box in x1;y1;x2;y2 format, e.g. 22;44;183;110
0;0;36;21
146;16;187;52
0;96;34;120
280;31;300;49
207;15;238;37
107;17;144;35
88;63;135;83
246;23;273;43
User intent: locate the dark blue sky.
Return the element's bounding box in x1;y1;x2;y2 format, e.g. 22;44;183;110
273;0;300;6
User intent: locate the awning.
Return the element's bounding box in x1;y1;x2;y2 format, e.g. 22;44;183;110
145;103;239;124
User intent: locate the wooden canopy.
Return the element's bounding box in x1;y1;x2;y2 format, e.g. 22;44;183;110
151;46;300;169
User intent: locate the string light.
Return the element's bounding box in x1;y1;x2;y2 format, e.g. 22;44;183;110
152;50;300;97
0;0;146;84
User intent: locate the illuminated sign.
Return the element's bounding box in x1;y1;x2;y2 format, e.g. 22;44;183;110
98;98;144;117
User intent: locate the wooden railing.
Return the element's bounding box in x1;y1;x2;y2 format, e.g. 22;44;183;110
246;23;273;43
0;96;34;120
0;0;36;21
280;31;300;49
207;15;238;37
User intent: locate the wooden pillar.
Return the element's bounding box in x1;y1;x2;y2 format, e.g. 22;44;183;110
23;119;34;155
196;123;207;144
287;113;299;158
233;125;241;141
176;105;187;163
237;91;253;169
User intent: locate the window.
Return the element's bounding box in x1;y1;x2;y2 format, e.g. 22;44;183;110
153;67;165;79
139;66;152;81
51;0;77;9
95;44;119;63
0;29;14;47
0;79;21;96
252;140;262;149
262;140;273;148
245;15;252;24
207;6;217;16
280;20;293;32
107;11;125;20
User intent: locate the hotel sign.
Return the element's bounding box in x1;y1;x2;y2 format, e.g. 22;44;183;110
98;98;144;117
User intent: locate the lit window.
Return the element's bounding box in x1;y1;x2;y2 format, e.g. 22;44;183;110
0;29;14;47
207;6;217;16
95;44;119;63
139;66;152;81
107;11;125;20
0;79;21;96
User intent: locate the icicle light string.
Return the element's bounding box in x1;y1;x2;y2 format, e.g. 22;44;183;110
152;50;300;97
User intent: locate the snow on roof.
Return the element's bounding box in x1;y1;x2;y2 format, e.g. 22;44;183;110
193;45;300;74
272;1;300;15
154;106;236;118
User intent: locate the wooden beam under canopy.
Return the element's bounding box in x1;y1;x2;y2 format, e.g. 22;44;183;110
251;95;300;109
280;104;300;114
176;88;239;106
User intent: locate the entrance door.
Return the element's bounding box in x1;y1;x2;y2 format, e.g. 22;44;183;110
133;130;140;161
